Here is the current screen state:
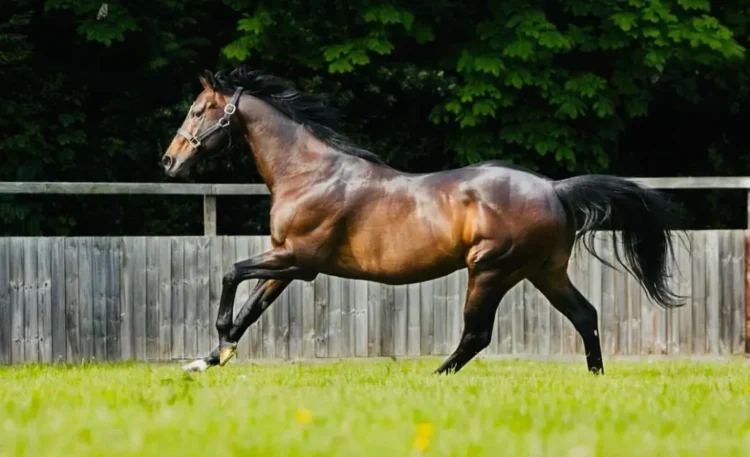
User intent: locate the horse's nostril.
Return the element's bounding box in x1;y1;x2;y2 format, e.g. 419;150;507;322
161;155;174;169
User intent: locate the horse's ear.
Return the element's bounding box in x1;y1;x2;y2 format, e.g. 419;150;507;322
198;71;215;92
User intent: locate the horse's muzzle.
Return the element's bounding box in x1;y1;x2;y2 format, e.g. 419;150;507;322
161;154;175;171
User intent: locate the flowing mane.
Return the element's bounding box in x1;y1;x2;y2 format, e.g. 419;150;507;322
200;66;386;165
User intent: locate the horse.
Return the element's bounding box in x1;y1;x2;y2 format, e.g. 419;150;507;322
161;65;683;375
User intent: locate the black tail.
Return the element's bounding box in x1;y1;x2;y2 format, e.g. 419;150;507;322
552;175;684;309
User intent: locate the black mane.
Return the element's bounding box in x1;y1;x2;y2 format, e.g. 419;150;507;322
201;66;385;165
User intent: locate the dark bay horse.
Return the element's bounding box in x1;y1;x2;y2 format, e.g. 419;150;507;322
162;66;683;375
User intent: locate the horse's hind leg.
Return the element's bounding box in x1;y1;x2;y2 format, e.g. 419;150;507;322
434;270;517;375
530;269;604;374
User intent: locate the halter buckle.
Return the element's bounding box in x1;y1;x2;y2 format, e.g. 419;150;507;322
188;136;201;147
219;117;231;128
224;103;237;115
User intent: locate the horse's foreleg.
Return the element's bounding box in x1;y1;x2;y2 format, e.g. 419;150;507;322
434;270;514;375
183;279;290;372
184;248;310;372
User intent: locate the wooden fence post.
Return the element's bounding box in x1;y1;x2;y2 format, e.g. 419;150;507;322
203;195;217;236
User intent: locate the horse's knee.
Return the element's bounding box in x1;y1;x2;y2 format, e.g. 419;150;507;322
222;268;237;287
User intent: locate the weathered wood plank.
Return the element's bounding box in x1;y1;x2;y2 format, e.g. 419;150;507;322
314;274;329;358
209;236;223;353
691;231;707;354
367;281;381;356
203;196;217;236
340;278;354;358
627;261;642;355
158;238;172;360
447;272;462;354
496;279;513;354
431;278;446;355
302;273;316;359
640;255;657;355
275;271;290;360
548;267;563;356
145;238;160;360
106;238;122;361
248;236;263;359
196;237;210;355
394;284;408;357
381;283;395;356
91;238;108;361
0;238;10;364
419;280;433;355
183;237;199;359
288;279;303;359
119;238;135;361
406;283;421;357
732;231;745;354
328;276;343;358
705;231;720;354
354;280;368;357
537;285;551;356
36;238;52;363
23;238;39;362
64;238;79;362
677;233;693;354
511;282;525;354
665;234;681;355
170;237;185;360
132;237;147;360
613;236;628;355
10;238;24;363
719;231;733;355
523;281;537;354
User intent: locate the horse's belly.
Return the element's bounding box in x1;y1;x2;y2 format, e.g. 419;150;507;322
329;232;465;285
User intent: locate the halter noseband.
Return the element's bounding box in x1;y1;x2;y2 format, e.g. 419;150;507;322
177;86;244;150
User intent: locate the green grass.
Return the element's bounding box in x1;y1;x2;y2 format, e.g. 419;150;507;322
1;358;750;456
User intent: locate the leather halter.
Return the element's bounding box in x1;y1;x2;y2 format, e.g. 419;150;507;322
176;86;244;150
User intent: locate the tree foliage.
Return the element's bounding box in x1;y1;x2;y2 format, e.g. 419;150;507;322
2;0;750;235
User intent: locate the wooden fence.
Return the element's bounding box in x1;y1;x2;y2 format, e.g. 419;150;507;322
0;231;745;365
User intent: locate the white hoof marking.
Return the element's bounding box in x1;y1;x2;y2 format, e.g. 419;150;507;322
182;359;209;373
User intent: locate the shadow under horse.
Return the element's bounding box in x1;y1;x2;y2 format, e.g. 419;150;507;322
161;66;684;375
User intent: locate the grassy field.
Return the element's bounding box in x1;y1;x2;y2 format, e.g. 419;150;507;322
1;358;749;457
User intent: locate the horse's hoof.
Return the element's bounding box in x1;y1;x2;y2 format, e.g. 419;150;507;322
219;343;237;366
182;359;209;373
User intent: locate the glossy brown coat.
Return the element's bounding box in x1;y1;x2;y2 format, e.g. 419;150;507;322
165;68;683;375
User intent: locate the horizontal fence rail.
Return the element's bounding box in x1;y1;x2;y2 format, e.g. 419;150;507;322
3;177;750;235
0;231;745;365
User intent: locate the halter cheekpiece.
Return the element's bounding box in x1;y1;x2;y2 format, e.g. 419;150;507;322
177;86;244;150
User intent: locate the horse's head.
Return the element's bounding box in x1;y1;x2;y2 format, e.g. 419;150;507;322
161;71;244;177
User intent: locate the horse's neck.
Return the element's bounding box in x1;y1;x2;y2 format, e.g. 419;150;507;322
245;119;329;193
